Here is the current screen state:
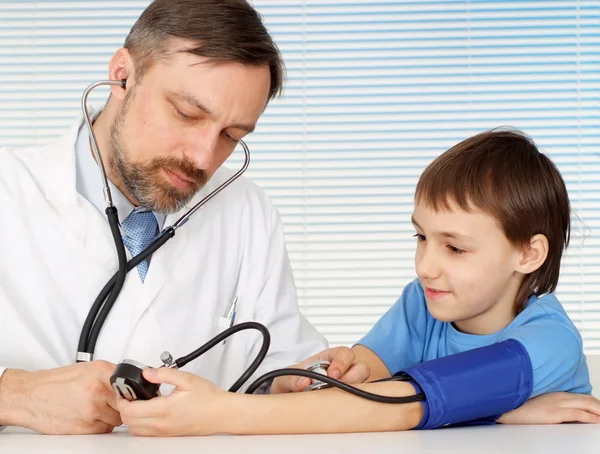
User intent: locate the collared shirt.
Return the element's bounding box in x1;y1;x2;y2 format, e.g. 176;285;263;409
74;117;166;230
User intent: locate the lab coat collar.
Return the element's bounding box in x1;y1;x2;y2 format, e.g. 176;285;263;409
43;111;86;207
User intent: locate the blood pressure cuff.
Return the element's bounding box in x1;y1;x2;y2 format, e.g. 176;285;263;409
398;339;533;429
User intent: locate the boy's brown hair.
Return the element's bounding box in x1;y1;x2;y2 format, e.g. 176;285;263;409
415;128;571;313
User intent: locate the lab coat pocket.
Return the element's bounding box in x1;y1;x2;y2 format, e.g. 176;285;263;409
214;315;234;342
195;317;230;384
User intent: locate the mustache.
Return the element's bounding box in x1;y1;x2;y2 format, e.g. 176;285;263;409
148;156;207;186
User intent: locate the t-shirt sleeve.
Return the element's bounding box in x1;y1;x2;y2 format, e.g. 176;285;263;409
355;279;429;375
502;318;590;397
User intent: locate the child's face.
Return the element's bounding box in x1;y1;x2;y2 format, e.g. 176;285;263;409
412;199;525;334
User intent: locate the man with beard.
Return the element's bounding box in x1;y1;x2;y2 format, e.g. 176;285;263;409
0;0;350;435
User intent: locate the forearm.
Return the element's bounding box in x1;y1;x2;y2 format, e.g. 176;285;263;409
227;381;423;435
0;369;29;426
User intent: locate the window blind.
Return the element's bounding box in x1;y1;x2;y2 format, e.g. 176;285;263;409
1;0;598;351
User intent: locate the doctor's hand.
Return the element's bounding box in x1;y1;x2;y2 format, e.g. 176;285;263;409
270;346;370;394
498;392;600;425
118;367;231;436
0;361;121;434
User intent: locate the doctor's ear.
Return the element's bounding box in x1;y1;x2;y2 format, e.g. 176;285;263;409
108;48;133;100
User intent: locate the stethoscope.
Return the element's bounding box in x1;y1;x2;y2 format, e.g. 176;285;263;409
77;79;425;406
75;79;251;363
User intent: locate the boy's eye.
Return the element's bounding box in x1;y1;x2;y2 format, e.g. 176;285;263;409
413;233;426;242
447;244;466;255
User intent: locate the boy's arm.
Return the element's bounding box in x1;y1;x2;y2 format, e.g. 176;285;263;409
231;380;423;435
118;344;597;437
118;368;423;436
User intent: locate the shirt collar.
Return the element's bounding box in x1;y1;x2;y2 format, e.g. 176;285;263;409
74;111;166;230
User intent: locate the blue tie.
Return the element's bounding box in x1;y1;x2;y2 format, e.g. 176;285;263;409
121;210;159;282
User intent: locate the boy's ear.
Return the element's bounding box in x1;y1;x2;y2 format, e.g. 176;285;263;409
516;234;549;274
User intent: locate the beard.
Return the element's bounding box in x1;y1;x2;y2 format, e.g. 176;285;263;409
108;89;208;214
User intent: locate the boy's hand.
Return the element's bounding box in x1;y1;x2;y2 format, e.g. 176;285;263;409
118;368;230;436
498;392;600;425
270;347;370;394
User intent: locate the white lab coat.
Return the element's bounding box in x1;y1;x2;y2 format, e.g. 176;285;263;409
0;115;327;392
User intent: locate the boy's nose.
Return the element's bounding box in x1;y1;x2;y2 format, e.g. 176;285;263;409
415;247;442;280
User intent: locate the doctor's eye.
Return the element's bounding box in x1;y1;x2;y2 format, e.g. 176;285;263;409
413;233;426;242
222;132;240;143
175;108;194;121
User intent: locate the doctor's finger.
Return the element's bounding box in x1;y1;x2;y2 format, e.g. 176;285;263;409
326;347;356;379
106;396;120;413
271;369;311;393
88;420;117;434
97;405;123;427
337;361;370;385
101;387;120;413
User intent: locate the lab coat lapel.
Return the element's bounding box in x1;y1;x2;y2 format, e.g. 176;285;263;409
127;174;226;324
126;175;222;325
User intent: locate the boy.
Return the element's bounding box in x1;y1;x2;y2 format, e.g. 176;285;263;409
118;129;597;436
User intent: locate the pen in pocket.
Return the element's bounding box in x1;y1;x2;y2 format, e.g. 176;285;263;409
222;296;238;345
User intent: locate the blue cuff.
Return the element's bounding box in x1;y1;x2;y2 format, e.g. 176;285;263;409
398;339;533;430
404;378;429;427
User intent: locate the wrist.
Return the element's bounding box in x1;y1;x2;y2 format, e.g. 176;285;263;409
225;393;266;435
496;412;510;424
0;369;31;427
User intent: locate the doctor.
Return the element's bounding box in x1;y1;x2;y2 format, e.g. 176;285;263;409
0;0;334;434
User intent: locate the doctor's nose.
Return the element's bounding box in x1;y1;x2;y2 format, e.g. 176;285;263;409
183;129;219;171
415;245;442;281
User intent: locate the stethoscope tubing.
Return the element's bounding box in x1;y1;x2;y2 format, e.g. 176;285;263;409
76;80;250;361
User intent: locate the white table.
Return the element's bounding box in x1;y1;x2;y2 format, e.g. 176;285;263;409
1;424;598;453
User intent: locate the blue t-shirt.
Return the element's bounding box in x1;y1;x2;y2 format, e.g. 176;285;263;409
358;279;591;397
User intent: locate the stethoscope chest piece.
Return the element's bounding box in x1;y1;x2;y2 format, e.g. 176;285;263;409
304;360;331;391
